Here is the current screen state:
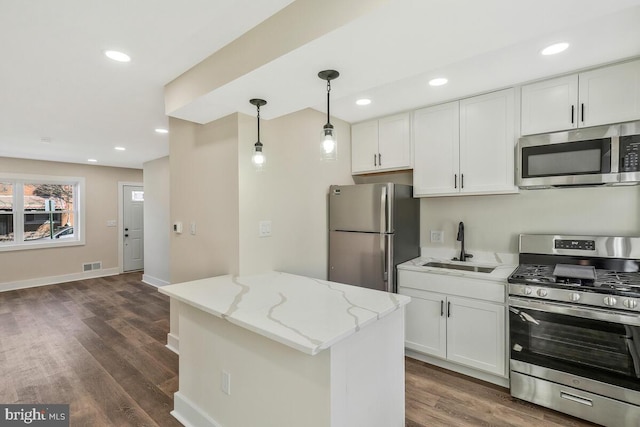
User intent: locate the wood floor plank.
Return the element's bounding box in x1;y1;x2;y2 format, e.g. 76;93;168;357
405;358;599;427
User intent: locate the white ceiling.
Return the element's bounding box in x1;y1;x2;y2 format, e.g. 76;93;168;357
2;0;640;169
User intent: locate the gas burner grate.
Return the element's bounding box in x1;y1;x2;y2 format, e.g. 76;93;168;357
597;271;640;289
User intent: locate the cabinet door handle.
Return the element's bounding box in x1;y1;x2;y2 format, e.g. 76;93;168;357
461;174;464;189
454;174;457;189
581;103;585;123
378;153;382;166
447;301;451;317
374;154;377;166
571;105;575;124
440;300;444;317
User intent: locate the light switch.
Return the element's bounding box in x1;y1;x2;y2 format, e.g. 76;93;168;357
430;230;444;243
259;220;272;237
106;220;117;227
190;221;196;235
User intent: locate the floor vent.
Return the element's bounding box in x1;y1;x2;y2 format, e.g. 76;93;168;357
83;262;103;272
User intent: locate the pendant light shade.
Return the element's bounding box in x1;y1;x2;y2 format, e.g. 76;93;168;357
318;70;339;161
250;98;267;170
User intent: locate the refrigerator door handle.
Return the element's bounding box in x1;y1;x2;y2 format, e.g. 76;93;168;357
380;185;388;232
382;234;393;290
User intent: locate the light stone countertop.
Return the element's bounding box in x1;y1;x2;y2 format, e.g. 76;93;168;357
159;271;410;356
398;249;518;283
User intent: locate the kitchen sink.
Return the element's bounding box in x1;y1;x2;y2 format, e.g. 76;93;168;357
422;261;496;273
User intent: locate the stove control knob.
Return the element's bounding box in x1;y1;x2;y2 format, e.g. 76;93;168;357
603;296;618;307
623;299;638;309
523;287;533;295
537;289;548;297
569;293;581;302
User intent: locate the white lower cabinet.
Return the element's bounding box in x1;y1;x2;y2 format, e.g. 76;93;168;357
398;269;507;380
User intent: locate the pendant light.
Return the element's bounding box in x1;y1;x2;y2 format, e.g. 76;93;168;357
318;70;340;161
250;98;267;170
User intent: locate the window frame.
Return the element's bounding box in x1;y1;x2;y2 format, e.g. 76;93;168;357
0;173;85;252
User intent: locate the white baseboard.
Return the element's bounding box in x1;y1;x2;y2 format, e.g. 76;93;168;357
172;392;221;427
166;332;179;355
0;268;120;293
142;274;170;288
405;349;509;388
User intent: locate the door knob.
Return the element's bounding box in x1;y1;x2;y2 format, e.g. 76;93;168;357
125;228;129;231
124;234;129;237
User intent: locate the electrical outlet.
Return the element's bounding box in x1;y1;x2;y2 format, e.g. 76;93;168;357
430;230;444;243
221;370;231;395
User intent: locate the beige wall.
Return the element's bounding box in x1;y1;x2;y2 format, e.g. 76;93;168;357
238;108;353;279
143;156;170;285
0;157;142;284
169;116;240;283
168;108;353;284
420;186;640;254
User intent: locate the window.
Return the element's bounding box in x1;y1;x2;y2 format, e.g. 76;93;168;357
0;174;84;251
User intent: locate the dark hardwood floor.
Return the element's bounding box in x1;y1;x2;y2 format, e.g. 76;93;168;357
406;358;599;427
0;273;181;426
0;273;599;426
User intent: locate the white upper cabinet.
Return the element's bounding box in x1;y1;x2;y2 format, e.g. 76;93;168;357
459;89;516;195
580;60;640;128
413;89;516;197
351;120;379;173
521;75;578;135
413;101;460;196
351;112;411;174
521;59;640;135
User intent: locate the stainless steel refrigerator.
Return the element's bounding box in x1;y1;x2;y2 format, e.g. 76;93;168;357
328;183;420;292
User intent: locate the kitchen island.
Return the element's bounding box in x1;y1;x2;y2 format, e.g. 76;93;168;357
159;271;409;427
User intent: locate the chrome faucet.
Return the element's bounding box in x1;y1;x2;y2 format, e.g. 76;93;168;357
455;221;473;262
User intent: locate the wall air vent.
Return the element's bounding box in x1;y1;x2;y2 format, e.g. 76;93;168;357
83;262;103;272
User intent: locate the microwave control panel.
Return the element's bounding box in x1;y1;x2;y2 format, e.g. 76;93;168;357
620;135;640;172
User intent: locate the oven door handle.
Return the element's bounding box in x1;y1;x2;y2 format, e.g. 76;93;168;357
509;297;640;327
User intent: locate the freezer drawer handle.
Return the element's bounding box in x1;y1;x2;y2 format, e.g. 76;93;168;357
560;391;593;407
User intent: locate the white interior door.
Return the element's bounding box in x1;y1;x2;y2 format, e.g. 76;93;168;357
123;185;144;272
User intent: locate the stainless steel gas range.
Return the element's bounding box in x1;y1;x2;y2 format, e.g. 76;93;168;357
508;234;640;427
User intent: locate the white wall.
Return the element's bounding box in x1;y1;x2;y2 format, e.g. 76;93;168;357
143;156;170;286
420;186;640;254
237;108;353;279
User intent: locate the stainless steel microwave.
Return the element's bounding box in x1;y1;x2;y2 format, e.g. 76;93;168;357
516;121;640;189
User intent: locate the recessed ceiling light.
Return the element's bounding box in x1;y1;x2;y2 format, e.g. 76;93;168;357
104;50;131;63
541;42;569;56
155;128;169;134
88;158;98;163
356;98;372;106
429;78;448;87
114;146;126;151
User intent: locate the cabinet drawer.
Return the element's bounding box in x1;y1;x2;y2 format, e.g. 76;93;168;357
398;269;505;303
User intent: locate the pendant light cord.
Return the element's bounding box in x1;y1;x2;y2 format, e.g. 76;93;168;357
257;104;261;142
326;80;331;125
